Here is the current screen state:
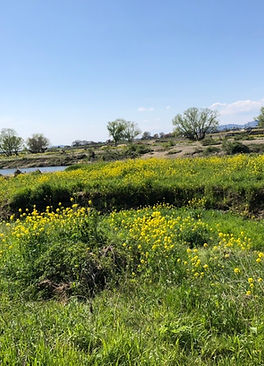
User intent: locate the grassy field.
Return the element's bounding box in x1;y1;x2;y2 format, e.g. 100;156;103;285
1;156;264;364
1;154;264;215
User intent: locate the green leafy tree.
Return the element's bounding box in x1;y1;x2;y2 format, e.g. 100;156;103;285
172;107;219;141
107;119;127;146
0;128;23;156
107;119;141;145
27;133;49;153
255;107;264;127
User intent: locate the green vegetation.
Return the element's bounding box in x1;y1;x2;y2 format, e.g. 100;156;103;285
1;156;264;364
107;119;140;145
1;155;264;215
256;106;264;128
172;107;219;140
1;203;264;364
0;128;23;156
222;140;250;155
203;146;221;155
27;133;50;153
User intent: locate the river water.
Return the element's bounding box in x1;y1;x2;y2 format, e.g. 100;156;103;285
0;166;67;176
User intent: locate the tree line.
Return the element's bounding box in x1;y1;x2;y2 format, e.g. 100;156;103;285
2;107;263;155
107;106;264;145
106;108;220;145
0;129;49;156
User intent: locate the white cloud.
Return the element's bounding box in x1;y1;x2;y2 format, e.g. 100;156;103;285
137;107;154;112
209;98;264;116
165;105;171;110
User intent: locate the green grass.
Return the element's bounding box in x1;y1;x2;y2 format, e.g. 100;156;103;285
1;204;264;364
1;155;264;364
2;154;264;215
0;272;264;365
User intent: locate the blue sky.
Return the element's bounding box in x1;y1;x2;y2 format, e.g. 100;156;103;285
0;0;264;145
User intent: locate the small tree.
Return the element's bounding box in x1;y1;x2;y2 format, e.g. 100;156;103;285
255;106;264;127
124;121;141;143
27;134;49;153
107;119;127;146
172;107;219;141
0;128;23;156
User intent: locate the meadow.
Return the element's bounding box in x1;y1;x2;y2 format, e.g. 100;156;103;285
1;155;264;364
1;154;264;215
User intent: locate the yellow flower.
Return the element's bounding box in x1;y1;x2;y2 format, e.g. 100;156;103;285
234;267;240;274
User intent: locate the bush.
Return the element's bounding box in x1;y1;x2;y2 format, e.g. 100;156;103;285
2;207;128;299
247;143;264;153
162;140;176;148
125;144;152;157
203;146;220;155
201;137;221;146
222;141;250;155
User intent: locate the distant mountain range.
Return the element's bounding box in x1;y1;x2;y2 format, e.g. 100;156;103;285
217;121;258;131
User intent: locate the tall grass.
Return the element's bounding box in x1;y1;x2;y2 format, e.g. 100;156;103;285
2;154;264;214
1;156;264;364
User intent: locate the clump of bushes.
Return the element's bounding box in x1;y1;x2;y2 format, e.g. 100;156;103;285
247;143;264;153
125;143;152;157
222;140;250;155
162;140;176;148
233;134;255;141
98;144;152;161
2;207;128;300
203;146;220;156
201;137;221;146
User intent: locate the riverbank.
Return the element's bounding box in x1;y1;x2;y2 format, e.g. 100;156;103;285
2;132;264;169
0;152;89;169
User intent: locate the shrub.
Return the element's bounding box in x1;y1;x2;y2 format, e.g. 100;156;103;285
2;207;127;299
247;143;264;153
201;137;221;146
222;141;250;155
203;146;220;155
125;144;152;157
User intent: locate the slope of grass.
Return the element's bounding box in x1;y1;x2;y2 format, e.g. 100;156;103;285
1;204;264;364
1;154;264;214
